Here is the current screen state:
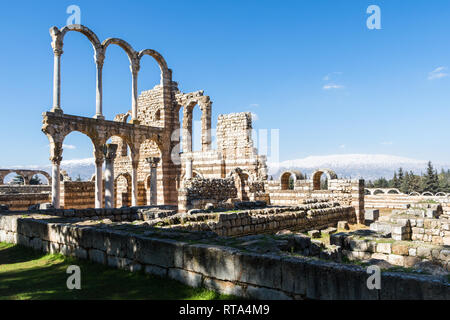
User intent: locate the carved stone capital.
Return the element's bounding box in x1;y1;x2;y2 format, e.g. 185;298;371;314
94;47;105;67
50;26;63;56
103;143;118;161
130;58;141;74
146;157;160;168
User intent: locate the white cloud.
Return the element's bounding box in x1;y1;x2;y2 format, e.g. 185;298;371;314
249;103;259;108
323;83;345;90
339;144;346;149
323;72;342;81
63;144;76;150
428;66;448;80
250;112;259;121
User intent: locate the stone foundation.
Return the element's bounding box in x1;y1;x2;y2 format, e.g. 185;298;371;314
0;211;448;300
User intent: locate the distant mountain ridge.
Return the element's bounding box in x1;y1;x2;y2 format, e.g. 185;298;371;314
268;154;450;181
7;154;450;182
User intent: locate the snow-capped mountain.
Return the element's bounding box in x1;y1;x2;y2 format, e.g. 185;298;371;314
7;154;450;182
9;158;96;182
267;154;450;181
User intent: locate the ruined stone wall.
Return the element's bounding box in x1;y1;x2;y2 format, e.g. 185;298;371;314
0;185;52;194
178;177;237;212
61;181;100;209
215;113;268;180
170;204;356;237
111;86;268;208
0;186;52;210
1;212;448;299
365;194;450;215
331;232;450;271
0;193;51;211
267;179;365;224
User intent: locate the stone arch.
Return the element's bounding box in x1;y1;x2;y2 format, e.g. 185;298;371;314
30;173;49;185
176;92;212;153
409;192;420;196
435;192;447;197
2;171;25;185
227;168;251;201
312;169;337;191
280;170;303;190
421;192;434;197
387;189;400;194
59;24;102;50
102;38;136;63
373;189;385;195
138;49;171;84
364;188;372;195
115;172;132;208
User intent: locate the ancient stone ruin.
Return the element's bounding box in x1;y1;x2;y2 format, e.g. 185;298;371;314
0;24;448;300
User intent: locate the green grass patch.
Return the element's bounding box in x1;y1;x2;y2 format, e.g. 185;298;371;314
0;242;238;300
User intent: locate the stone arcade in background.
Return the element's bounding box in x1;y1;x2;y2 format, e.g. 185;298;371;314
41;24;268;211
0;24;449;300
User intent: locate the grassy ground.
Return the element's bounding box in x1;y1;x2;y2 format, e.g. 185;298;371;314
0;242;237;300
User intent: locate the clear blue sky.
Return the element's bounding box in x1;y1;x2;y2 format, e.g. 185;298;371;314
1;0;450;166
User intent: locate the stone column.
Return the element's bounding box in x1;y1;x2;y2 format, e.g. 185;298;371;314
103;144;118;208
131;160;139;206
94;156;104;208
130;59;140;124
22;175;30;186
146;157;160;205
94;50;105;119
201;100;212;152
51;46;63;114
182;108;193;153
50;144;63;209
185;155;193;179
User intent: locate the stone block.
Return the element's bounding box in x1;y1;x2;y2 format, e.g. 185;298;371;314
183;244;238;282
337;221;349;230
235;252;282;289
203;277;244;297
417;246;432;258
168;268;203;288
144;265;167;277
376;242;392;254
107;256;131;269
392;243;409;256
89;249;106;265
387;254;405;266
403;256;421;268
245;285;291;300
136;237;185;268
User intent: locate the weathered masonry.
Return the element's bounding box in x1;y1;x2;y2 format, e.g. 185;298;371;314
0;210;448;300
42;24;268;210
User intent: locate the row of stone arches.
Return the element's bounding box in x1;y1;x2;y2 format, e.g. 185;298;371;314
0;169;52;185
49;24;171;122
408;191;450;197
279;169;337;191
364;188;402;195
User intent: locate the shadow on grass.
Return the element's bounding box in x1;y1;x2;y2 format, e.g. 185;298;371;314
0;243;47;265
0;244;238;300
